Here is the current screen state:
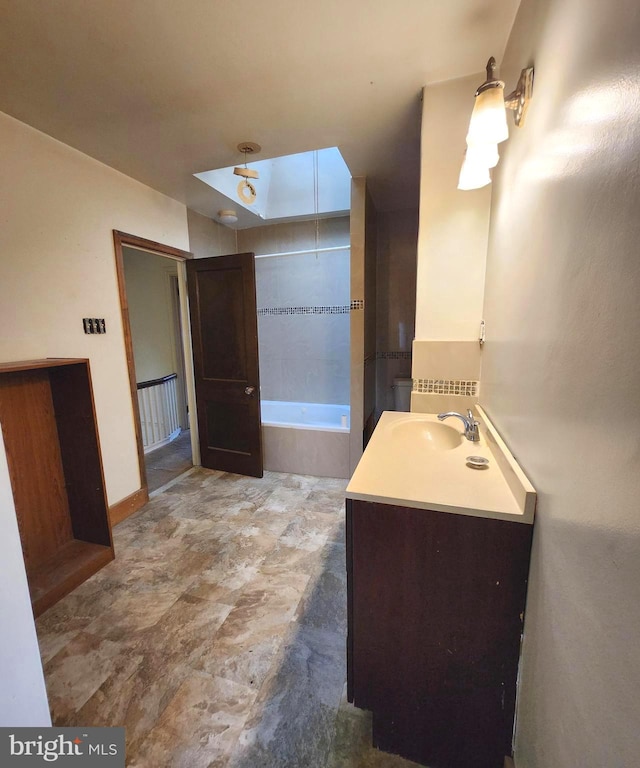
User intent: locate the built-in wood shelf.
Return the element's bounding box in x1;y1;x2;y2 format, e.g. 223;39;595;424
0;358;114;616
29;540;113;616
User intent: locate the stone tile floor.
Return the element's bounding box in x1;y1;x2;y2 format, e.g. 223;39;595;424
36;468;424;767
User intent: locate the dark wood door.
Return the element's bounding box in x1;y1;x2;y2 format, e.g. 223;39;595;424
186;253;263;477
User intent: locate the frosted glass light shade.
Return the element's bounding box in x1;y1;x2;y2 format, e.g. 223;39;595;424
218;209;238;223
466;86;509;145
466;142;499;169
458;157;491;190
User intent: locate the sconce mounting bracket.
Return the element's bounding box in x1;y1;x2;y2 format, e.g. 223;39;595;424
505;67;534;127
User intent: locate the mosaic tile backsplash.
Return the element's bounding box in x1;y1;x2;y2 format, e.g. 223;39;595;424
413;379;479;396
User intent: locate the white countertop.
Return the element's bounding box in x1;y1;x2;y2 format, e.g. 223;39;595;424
346;407;536;524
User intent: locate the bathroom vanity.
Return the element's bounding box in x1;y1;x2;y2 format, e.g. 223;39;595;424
345;409;536;768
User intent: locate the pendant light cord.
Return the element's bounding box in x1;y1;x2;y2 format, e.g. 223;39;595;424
313;150;319;258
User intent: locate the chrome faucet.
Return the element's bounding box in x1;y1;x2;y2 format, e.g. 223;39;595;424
437;409;480;442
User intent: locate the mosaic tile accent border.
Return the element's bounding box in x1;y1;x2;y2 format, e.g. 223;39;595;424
413;379;479;396
377;351;412;360
256;299;365;316
258;305;350;316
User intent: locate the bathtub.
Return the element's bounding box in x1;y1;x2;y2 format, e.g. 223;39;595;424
261;400;350;432
261;400;351;478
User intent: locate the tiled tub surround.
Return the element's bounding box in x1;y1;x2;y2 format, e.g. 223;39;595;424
35;469;422;768
261;401;351;479
245;218;351;477
256;291;350;406
249;222;350;406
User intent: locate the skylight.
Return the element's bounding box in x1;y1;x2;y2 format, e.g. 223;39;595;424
194;147;351;222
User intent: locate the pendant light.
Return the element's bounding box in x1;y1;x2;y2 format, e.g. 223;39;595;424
233;142;261;205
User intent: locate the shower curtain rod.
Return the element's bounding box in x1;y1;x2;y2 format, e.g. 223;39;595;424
254;245;350;259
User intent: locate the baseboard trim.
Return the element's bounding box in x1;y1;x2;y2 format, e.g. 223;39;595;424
505;757;516;768
109;487;148;526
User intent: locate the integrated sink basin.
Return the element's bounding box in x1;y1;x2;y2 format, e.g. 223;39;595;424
389;416;464;451
347;408;537;524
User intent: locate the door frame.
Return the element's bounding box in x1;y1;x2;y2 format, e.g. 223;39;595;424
112;230;198;502
168;273;189;432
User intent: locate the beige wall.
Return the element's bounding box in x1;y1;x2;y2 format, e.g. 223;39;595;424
415;73;491;341
482;1;640;766
412;75;488;412
0;112;189;505
187;208;236;258
123;248;178;383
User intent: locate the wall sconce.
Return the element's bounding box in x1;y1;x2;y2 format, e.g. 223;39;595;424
458;57;534;190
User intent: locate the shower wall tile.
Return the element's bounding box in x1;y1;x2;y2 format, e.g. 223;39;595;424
239;217;351;407
257;354;283;402
262;425;350;478
254;258;281;308
283;315;316;360
273;222;315;254
278;358;308;403
256;315;281;359
277;356;349;405
318;314;350;361
320;250;351;304
274;252;349;308
318;216;350;247
237;217;349;257
257;313;350;403
237;226;279;257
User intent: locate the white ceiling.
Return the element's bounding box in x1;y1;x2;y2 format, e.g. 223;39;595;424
0;0;520;217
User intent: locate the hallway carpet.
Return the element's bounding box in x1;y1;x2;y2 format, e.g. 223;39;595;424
35;469;424;768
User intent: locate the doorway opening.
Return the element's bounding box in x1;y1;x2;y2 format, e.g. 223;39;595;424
113;231;198;515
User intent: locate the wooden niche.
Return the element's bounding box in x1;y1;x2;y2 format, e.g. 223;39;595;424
0;358;114;616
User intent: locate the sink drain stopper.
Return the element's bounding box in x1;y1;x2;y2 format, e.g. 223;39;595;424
466;455;490;469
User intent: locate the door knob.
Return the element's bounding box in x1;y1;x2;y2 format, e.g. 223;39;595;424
245;386;256;395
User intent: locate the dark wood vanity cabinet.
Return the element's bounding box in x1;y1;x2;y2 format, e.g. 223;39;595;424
0;358;114;616
346;499;533;768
